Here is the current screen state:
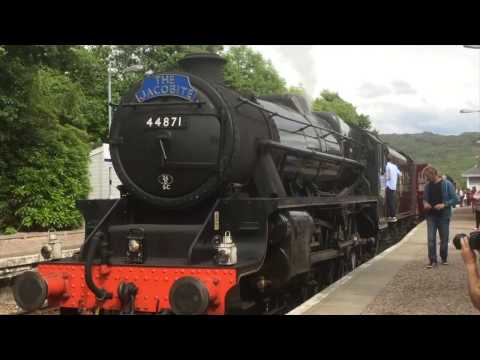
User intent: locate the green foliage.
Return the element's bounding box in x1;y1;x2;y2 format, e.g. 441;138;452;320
110;45;223;73
66;47;110;146
381;132;480;189
312;90;371;129
105;44;287;112
223;46;287;96
11;124;90;230
3;226;16;235
32;67;88;129
287;85;306;96
0;47;90;232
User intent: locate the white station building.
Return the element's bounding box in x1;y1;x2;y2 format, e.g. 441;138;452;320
88;144;122;199
462;165;480;189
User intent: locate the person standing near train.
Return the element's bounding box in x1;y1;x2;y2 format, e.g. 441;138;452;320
472;186;479;215
472;187;480;229
422;166;458;268
385;154;402;223
458;188;464;207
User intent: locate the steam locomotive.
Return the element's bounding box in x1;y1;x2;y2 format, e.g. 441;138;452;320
13;53;426;315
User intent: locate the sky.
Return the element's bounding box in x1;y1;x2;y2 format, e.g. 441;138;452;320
244;45;480;135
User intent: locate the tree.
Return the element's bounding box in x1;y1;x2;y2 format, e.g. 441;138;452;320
109;45;223;73
101;45;286;106
312;90;371;129
66;46;111;146
223;46;287;96
287;85;307;96
0;47;90;232
0;45;111;146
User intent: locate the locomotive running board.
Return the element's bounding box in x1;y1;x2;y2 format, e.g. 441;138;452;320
275;195;377;209
310;249;340;263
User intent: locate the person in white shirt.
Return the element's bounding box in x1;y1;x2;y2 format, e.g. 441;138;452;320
458;189;464;207
385;154;402;222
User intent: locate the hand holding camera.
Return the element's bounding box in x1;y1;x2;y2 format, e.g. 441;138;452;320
453;232;480;311
434;203;445;210
453;232;479;266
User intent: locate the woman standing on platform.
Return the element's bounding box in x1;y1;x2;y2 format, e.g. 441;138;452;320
459;189;465;207
473;188;480;229
472;187;478;213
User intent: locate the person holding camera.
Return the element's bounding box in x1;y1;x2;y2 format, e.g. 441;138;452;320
422;166;458;269
453;233;480;310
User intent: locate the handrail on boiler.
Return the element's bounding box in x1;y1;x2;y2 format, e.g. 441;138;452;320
234;96;363;147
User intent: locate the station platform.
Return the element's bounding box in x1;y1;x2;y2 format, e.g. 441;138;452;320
0;229;83;259
0;229;84;280
288;206;479;315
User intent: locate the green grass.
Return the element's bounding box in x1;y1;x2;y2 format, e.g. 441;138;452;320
380;132;480;189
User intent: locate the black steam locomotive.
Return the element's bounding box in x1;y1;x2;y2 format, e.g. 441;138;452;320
13;53;423;315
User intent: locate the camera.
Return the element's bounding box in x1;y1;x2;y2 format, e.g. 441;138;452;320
453;231;480;251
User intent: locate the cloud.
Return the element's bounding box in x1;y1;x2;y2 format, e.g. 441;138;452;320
466;100;479;109
250;45;480;135
357;82;391;98
363;102;480;135
273;45;317;96
391;80;416;95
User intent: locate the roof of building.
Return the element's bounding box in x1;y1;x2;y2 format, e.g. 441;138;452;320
462;165;480;177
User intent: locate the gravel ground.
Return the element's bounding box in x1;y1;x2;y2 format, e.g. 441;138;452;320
362;257;479;315
0;288;20;315
363;208;480;315
0;303;19;315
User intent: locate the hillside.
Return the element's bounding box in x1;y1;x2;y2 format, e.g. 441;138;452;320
379;132;480;188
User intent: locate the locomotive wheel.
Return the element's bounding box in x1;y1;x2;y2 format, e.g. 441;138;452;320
376;235;381;254
338;248;358;277
371;234;380;256
300;286;310;302
338;256;348;277
340;258;348;277
357;245;365;265
321;260;337;286
350;249;358;270
346;250;357;273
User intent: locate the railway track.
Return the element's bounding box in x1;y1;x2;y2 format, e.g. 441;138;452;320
17;307;60;315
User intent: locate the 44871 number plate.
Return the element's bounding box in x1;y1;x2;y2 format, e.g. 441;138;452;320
145;115;187;129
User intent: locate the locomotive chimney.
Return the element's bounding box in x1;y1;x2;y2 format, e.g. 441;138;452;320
178;53;226;84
